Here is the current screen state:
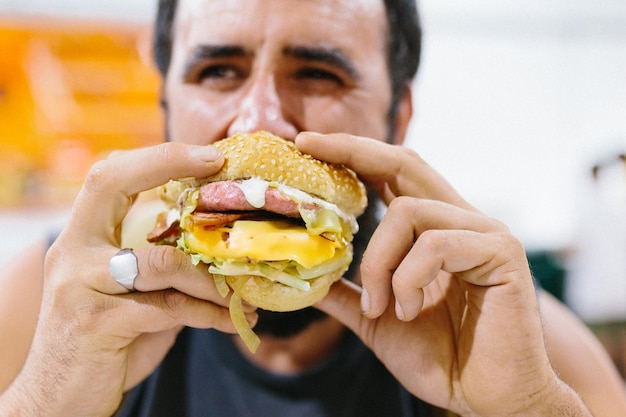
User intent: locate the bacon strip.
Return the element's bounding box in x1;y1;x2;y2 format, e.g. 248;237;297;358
190;212;246;227
146;212;181;244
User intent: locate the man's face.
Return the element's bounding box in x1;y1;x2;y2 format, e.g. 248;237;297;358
164;0;392;337
165;0;392;144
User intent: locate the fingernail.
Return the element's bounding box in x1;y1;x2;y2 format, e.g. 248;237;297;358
191;146;221;162
395;299;405;321
296;131;323;143
360;288;371;315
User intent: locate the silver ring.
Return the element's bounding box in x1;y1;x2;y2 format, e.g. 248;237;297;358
109;248;138;291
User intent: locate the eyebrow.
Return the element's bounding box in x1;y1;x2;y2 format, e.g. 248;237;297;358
284;45;361;81
181;44;361;81
182;45;248;79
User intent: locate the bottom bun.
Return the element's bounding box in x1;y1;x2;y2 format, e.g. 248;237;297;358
225;267;346;312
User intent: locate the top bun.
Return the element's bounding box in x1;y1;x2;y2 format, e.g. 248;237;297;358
162;131;367;217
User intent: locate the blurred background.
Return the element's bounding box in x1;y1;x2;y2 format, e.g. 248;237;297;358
0;0;624;374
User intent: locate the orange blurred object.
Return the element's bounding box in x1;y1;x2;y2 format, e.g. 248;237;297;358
0;15;163;207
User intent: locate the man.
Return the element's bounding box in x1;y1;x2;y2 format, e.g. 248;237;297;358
1;0;625;415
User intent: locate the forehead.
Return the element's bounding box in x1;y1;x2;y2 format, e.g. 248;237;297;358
173;0;388;63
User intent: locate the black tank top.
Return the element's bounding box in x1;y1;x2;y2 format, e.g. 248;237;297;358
113;328;442;417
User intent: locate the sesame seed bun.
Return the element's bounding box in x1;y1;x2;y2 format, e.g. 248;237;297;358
160;131;367;217
225;267;346;312
157;131;366;315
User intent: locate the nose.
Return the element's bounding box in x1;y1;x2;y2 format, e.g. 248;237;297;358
227;74;298;140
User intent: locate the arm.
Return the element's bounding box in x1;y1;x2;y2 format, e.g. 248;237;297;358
541;290;626;416
0;240;46;392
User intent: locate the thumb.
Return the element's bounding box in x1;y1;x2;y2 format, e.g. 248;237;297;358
315;279;366;336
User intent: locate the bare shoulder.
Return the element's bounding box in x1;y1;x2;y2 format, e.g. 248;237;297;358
0;239;47;391
540;290;626;416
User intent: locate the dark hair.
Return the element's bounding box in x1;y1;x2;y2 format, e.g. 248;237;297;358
154;0;177;78
154;0;421;132
383;0;421;134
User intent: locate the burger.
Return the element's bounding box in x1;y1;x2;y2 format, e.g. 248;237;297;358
148;131;367;351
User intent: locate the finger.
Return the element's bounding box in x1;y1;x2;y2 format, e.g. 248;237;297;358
101;245;256;313
392;228;531;321
104;245;213;295
360;197;505;318
45;245;257;343
125;327;183;390
44;253;256;346
295;132;476;211
67;142;224;245
315;278;368;339
112;289;257;336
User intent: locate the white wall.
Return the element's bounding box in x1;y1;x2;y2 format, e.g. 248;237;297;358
410;0;626;250
0;0;156;22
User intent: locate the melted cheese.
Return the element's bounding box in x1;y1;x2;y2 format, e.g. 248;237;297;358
185;220;343;269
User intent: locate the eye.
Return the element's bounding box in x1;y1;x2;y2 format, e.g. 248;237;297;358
295;68;344;86
199;65;238;79
292;68;346;95
196;65;245;90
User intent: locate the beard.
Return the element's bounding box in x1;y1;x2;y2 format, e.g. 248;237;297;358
253;307;328;338
253;190;382;339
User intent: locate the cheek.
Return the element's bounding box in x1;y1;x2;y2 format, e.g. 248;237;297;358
302;94;389;140
167;89;234;145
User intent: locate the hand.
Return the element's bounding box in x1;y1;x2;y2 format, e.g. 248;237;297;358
297;133;583;416
3;143;257;417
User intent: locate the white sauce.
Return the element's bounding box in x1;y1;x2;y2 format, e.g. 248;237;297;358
166;208;181;225
235;177;268;208
233;177;359;233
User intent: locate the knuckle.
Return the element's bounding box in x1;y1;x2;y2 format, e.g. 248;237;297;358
398;146;420;161
146;246;188;277
498;231;526;255
487;216;510;233
396;147;423;172
160;289;189;318
386;196;420;225
43;244;83;294
153;142;182;167
417;228;447;250
391;265;412;288
82;160;112;194
387;195;414;212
